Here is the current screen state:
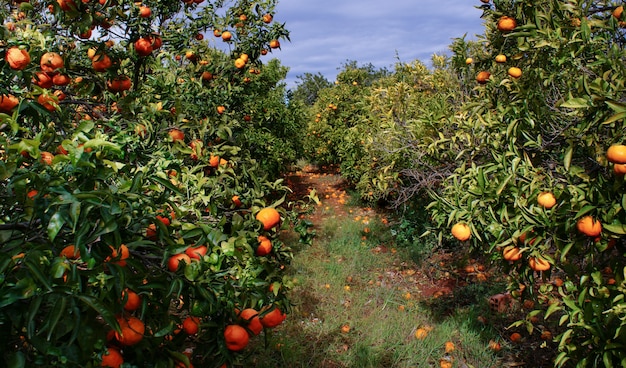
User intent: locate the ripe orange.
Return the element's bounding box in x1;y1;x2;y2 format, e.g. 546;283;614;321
92;53;112;72
507;67;522;78
256;235;273;256
40;52;64;73
209;154;220;168
139;5;151;18
614;163;626;176
216;105;226;114
488;340;501;351
182;316;200;335
497;16;517;32
122;289;142;311
234;58;246;69
576;216;602;237
260;306;286;328
57;0;77;11
502;245;522;261
101;347;124;368
607;144;626;164
107;75;132;93
134;37;153;56
256;207;281;230
114;316;145;346
201;71;213;81
40;151;55;164
60;245;80;259
537;191;556;208
33;71;54;88
221;31;232;41
510;332;522;343
185;245;207;260
52;73;71;86
528;256;550;272
540;330;552;341
269;39;280;49
224;324;249;351
495;54;507;63
0;94;19;113
5;47;30;70
451;222;471;241
168;128;184;142
465;57;473;65
613;6;624;19
444;341;455;353
476;71;491;84
414;327;429;340
262;13;273;23
168;253;191;272
239;308;263;335
232;195;242;207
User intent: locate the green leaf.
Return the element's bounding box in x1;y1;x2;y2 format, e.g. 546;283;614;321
47;212;66;242
603;223;626;235
560;97;589;109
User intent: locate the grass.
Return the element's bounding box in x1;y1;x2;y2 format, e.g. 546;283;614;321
241;206;506;368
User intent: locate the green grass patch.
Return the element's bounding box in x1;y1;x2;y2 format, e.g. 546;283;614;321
242;210;504;368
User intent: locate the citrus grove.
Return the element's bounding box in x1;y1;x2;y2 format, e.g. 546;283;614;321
296;0;626;367
0;0;310;367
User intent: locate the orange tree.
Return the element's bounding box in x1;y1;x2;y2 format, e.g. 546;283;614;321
426;0;626;366
0;1;302;367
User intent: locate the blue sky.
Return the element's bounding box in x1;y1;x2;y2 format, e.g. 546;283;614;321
271;1;487;89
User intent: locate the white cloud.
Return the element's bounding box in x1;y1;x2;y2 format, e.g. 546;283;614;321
271;0;487;88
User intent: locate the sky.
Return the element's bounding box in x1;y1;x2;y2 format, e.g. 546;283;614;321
271;1;488;89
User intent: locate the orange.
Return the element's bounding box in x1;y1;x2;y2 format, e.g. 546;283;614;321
607;145;626;164
168;128;184;142
40;151;55;165
465;57;473;65
495;54;507;63
540;330;552;341
614;163;626;175
537;191;556;209
502;245;522;261
451;222;471;241
182;316;200;335
414;328;428;340
528;256;550;272
5;47;30;70
576;216;602;237
201;71;213;81
221;31;232;41
224;324;249;351
476;71;491;84
52;73;71;86
134;37;153;56
497;16;517;32
232;195;242;207
256;235;272;256
108;244;130;266
509;332;522;342
92;53;112;72
57;0;77;11
260;306;286;328
40;52;64;73
100;347;123;368
216;105;226;114
507;67;522;79
238;308;263;335
107;75;132;93
168;253;191;272
60;245;80;259
185;245;207;260
0;94;19;113
613;6;624;19
269;39;280;49
139;6;151;18
234;58;246;69
33;71;54;88
122;289;142;311
488;340;501;351
444;341;455;353
209;154;220;168
114;316;145;346
262;14;273;23
256;207;281;230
